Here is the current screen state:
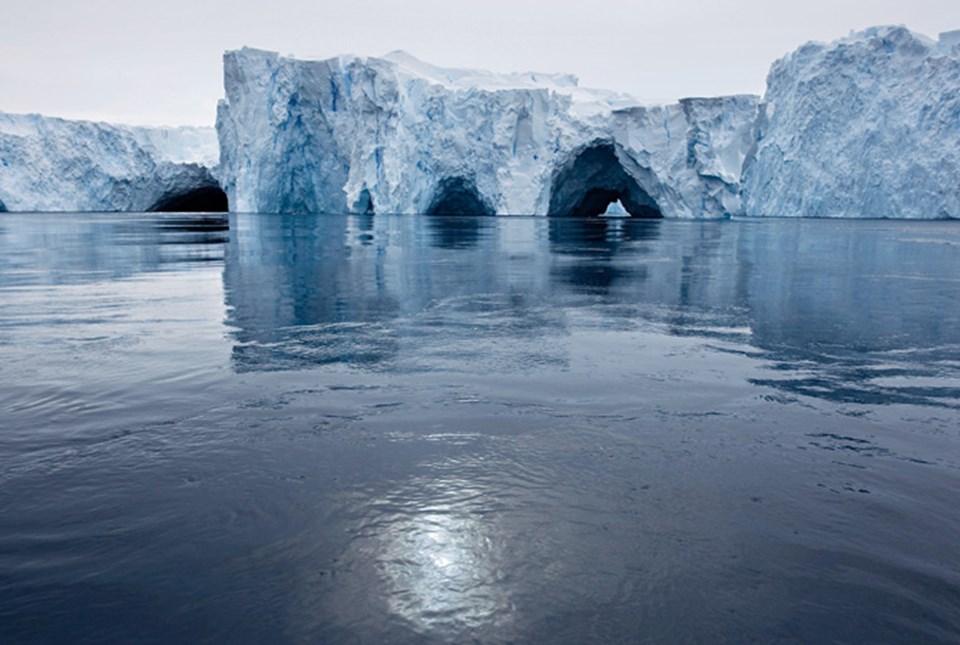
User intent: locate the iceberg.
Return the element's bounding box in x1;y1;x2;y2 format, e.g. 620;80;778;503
742;26;960;219
0;112;221;212
216;48;758;218
2;26;957;218
602;200;628;217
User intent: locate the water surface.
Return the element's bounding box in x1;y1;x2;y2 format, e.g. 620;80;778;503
1;213;959;643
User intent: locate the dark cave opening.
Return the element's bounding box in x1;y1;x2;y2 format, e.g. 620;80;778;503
354;189;375;215
150;186;229;213
548;144;662;218
426;177;496;217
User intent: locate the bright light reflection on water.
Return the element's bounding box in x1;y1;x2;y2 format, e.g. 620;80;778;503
377;482;510;632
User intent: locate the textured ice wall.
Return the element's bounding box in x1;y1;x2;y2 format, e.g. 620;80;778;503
7;25;957;218
217;48;759;217
0;113;220;212
742;26;960;218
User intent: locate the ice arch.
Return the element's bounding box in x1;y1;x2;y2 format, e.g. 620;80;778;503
426;177;495;217
548;144;662;218
150;186;228;213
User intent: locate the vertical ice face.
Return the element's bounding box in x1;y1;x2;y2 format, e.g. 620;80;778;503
5;25;956;218
0;112;222;212
216;48;759;218
741;25;960;219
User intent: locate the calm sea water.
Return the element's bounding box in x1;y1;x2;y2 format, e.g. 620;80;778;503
1;213;959;643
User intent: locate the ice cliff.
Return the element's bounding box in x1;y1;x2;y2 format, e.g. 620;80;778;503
0;113;221;212
3;25;958;218
743;26;960;218
216;48;758;218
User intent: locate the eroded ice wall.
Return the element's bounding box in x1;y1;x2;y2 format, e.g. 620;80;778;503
742;26;960;219
217;48;759;218
0;113;221;212
8;25;956;219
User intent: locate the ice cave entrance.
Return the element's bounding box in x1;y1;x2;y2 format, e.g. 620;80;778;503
354;189;375;215
426;177;495;217
150;186;229;213
548;144;662;218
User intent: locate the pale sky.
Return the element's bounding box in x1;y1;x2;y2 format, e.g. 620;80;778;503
2;0;959;127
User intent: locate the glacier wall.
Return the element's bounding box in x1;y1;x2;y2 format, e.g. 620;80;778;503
742;26;960;218
217;48;759;218
0;113;221;212
3;25;957;218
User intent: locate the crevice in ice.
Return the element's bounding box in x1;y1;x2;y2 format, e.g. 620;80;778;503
150;186;229;213
425;177;495;216
548;143;662;218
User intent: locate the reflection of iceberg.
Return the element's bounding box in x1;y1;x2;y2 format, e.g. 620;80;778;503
222;214;960;407
427;214;493;250
548;217;661;293
222;214;568;374
224;214;402;372
737;221;960;406
0;213;227;287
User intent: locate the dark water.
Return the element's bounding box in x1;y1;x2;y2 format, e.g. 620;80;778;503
1;213;959;643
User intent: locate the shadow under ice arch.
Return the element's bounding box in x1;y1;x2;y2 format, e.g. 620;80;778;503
547;143;662;218
149;185;229;213
426;177;496;217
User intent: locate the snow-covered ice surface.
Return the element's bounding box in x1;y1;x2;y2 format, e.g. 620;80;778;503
0;113;220;212
216;48;759;218
742;26;960;219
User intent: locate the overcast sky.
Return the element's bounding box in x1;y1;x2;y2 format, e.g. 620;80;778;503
2;0;959;127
